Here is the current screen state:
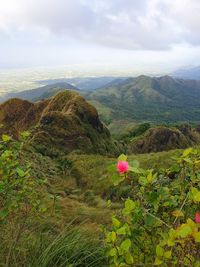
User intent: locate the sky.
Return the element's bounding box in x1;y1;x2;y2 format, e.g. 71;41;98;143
1;0;200;74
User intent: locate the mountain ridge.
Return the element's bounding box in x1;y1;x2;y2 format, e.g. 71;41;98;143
2;75;200;125
0;82;79;103
86;75;200;123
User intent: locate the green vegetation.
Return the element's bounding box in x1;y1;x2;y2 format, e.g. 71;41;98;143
0;134;46;266
33;91;119;156
1;88;200;266
118;122;151;141
128;123;200;153
105;150;200;266
107;120;138;138
0;129;199;266
0;135;110;267
32;226;107;267
88;100;114;125
86;75;200;124
0;91;119;156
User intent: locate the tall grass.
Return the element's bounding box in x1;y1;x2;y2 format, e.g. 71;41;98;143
30;225;107;267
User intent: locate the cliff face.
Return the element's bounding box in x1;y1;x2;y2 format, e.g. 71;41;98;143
0;91;119;155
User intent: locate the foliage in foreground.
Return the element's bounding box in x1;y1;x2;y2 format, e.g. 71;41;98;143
0;133;46;266
1;132;200;267
105;149;200;266
0;134;107;267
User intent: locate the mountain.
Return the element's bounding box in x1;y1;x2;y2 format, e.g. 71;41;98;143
171;66;200;80
0;82;79;103
38;76;128;91
86;75;200;123
3;75;200;128
0;77;128;104
0;91;119;156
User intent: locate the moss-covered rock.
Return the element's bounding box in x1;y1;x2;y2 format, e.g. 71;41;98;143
129;126;200;153
0;91;119;156
32;91;119;155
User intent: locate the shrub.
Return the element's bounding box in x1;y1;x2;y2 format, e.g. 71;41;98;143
0;133;46;266
104;150;200;266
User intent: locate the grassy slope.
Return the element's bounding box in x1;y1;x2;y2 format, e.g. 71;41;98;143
23;146;182;228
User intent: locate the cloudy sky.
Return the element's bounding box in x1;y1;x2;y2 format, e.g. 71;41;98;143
1;0;200;74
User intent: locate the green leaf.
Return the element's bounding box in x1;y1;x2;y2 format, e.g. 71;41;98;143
183;147;193;157
154;257;163;266
146;170;157;183
138;176;147;186
112;173;125;186
111;231;117;243
170;164;180;172
109;248;117;257
39;206;47;213
120;239;131;252
183;158;192;164
190;187;200;203
112;217;121;228
164;250;172;259
125;252;133;264
116;226;126;235
106;231;117;243
2;134;11;142
177;224;192;238
20;131;30;138
107;164;116;172
16;167;25;177
193;232;200;243
118;154;127;161
156;245;164;257
122;199;136;215
129;166;142;174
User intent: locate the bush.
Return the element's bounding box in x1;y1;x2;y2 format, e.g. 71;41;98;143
0;133;46;266
105;150;200;266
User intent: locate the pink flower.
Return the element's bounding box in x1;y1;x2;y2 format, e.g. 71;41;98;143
117;161;129;174
195;212;200;224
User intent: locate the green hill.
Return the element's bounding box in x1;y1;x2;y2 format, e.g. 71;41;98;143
86;75;200;123
0;82;79;103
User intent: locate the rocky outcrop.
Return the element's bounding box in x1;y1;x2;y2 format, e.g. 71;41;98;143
0;91;119;155
129;125;200;153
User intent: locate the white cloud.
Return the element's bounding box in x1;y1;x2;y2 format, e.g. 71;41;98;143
0;0;200;70
0;0;200;50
